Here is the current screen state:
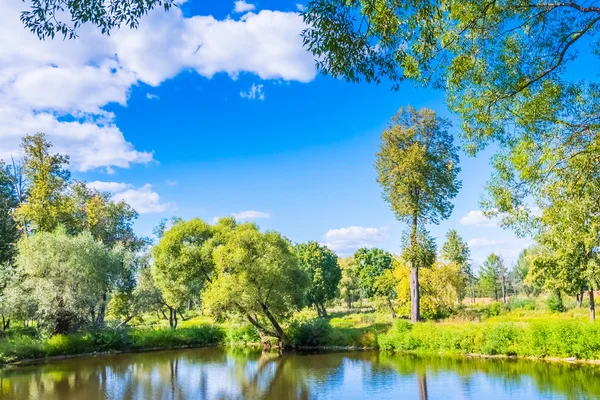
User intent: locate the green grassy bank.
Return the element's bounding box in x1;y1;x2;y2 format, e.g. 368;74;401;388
0;325;224;364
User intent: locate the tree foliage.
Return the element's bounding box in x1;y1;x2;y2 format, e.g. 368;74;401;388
20;0;175;39
479;254;508;301
202;223;308;347
338;256;360;309
376;106;460;321
14;228;134;333
353;247;394;298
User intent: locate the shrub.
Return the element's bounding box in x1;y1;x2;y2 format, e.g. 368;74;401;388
225;324;261;347
546;292;565;312
288;318;332;347
507;298;536;311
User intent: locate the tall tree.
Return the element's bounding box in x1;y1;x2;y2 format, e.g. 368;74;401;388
202;223;308;348
295;242;341;317
15;133;73;233
20;0;175;39
376;106;461;322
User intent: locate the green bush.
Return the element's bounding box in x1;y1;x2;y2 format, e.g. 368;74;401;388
378;319;600;360
507;298;536;311
546;292;565;312
225;324;261;347
288;317;332;347
128;325;224;350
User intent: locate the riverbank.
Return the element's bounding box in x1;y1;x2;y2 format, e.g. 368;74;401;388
4;306;600;366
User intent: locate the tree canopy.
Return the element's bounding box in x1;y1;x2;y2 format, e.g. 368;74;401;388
295;241;341;317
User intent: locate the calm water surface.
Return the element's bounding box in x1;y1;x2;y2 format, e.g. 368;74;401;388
1;348;599;399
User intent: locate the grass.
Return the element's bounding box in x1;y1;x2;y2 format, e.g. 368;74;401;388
0;325;224;364
2;298;600;365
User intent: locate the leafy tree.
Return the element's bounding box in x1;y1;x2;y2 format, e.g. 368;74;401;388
338;257;359;309
20;0;175;39
153;216;184;239
0;162;20;266
441;229;471;300
302;1;599;153
15;133;73;233
15;228;133;333
70;181;147;251
376;106;460;322
479;254;508;302
202;223;308;348
295;242;341;317
353;247;396;316
152;218;219;328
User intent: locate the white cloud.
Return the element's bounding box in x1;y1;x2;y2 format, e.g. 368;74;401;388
240;83;265;100
87;181;132;192
0;2;315;171
166;180;177;186
232;210;271;220
233;0;256;13
88;181;174;214
323;226;389;255
146;93;160;100
296;4;306;11
468;236;533;267
460;210;498;227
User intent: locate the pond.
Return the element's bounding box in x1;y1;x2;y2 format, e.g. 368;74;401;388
1;348;599;399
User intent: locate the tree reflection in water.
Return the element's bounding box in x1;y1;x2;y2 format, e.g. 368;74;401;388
1;348;599;399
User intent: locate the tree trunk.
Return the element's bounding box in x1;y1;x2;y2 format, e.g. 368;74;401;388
96;293;107;326
501;275;506;304
387;297;396;319
161;308;168;320
590;289;595;322
178;310;186;321
187;299;193;311
410;214;420;323
320;303;328;318
261;303;286;348
577;289;584;308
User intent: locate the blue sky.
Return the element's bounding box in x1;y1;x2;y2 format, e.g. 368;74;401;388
1;0;538;266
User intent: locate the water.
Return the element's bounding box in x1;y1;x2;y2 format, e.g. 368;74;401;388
1;348;599;399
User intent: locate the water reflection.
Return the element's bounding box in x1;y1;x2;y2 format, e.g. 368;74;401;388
1;348;599;399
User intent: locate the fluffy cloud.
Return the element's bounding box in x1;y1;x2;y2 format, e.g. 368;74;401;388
233;0;256;13
89;181;174;214
323;226;389;255
460;210;498;227
1;2;315;171
232;210;271;220
468;236;533;267
240;83;265;100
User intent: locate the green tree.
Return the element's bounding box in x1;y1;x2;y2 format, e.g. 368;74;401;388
338;257;359;309
353;247;397;316
15;133;72;233
302;1;599;153
15;228;133;333
295;241;341;317
376;106;460;322
152;218;219;328
20;0;175;40
0;162;20;266
202;223;308;348
479;254;508;302
441;229;471;300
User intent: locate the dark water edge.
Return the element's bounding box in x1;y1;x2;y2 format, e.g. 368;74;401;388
2;347;600;399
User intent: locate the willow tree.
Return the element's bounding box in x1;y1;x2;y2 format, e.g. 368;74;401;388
202;223;308;348
376;106;460;322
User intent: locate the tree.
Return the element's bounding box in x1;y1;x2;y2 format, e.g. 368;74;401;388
15;228;133;333
441;230;471;300
353;247;396;317
376;107;461;322
152;218;219;328
15;133;73;233
338;257;359;309
20;0;175;40
0;162;20;266
295;242;341;317
479;254;508;302
302;1;599;153
202;223;308;348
